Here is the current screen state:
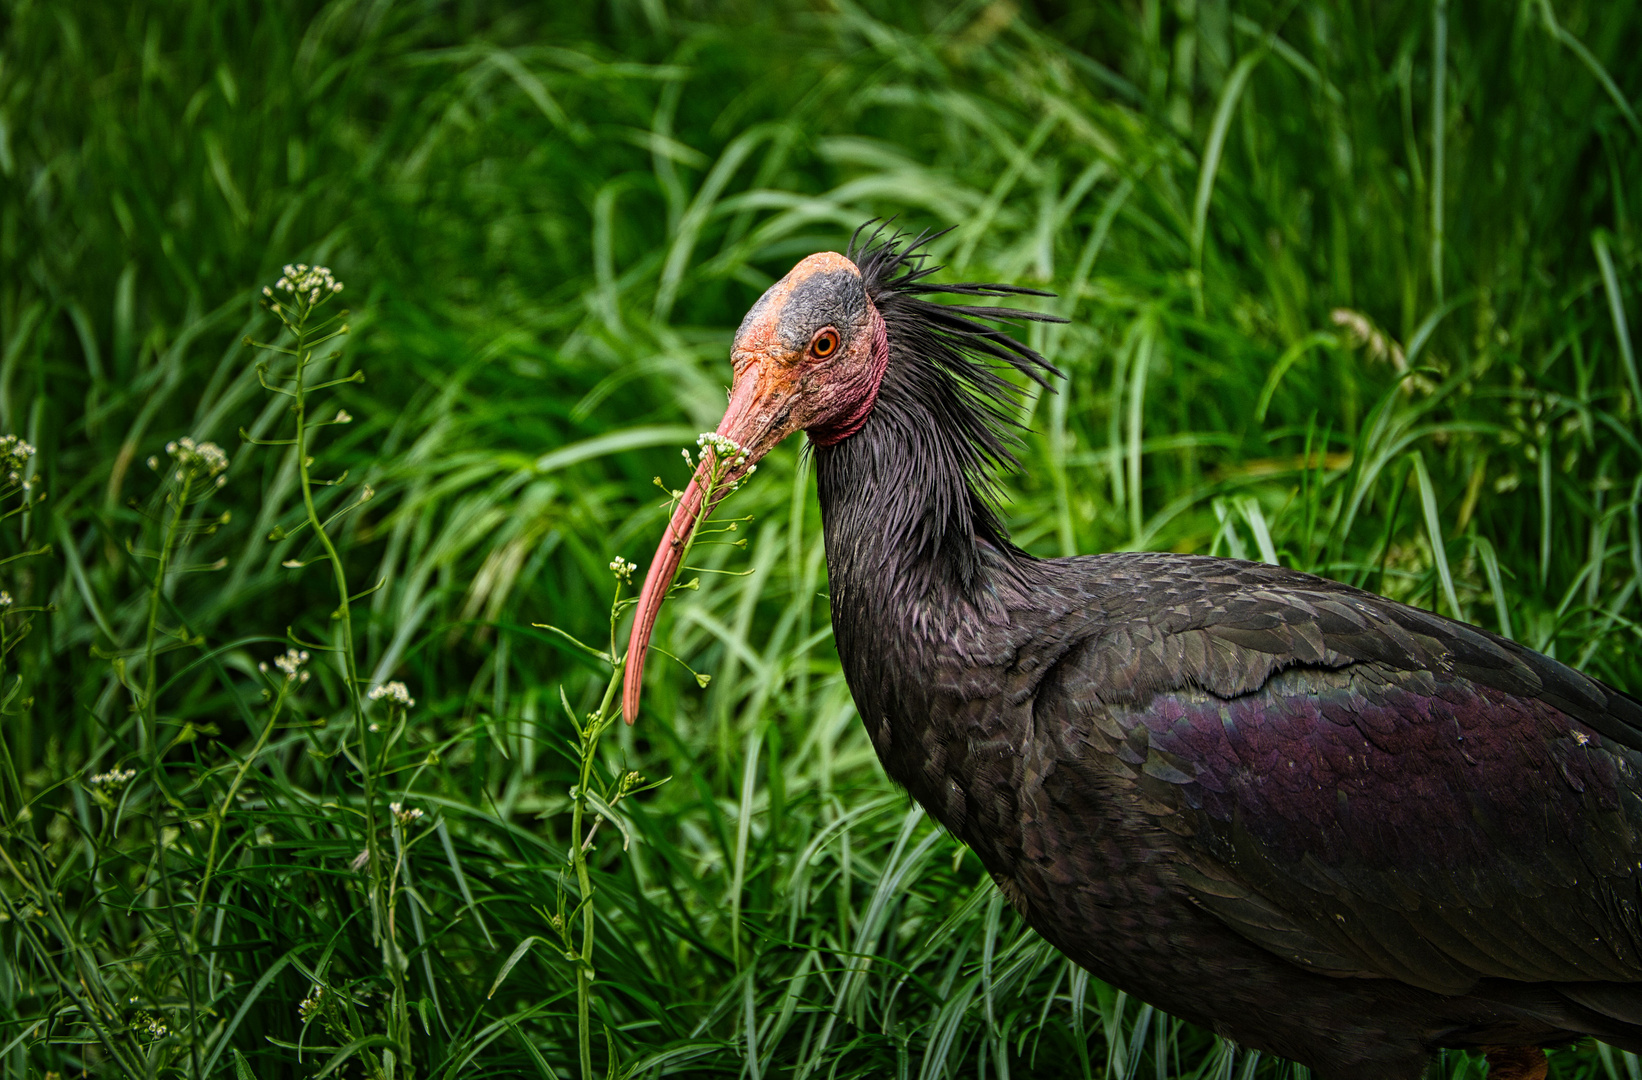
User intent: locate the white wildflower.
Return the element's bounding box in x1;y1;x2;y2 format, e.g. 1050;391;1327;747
165;436;229;479
368;681;415;707
0;592;11;608
695;432;749;469
608;556;637;583
298;983;326;1023
272;648;309;679
0;436;35;489
390;801;424;826
89;767;138;791
0;435;35;467
269;263;343;306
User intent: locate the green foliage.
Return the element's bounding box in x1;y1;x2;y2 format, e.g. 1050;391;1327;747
1;0;1640;1077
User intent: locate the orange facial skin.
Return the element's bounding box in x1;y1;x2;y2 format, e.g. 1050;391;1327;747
622;251;890;723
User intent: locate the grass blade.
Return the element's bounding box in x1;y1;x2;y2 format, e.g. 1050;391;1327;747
1411;451;1462;619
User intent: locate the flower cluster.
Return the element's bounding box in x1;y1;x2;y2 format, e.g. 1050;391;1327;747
298;983;326;1024
156;436;230;486
389;801;424;826
89;767;137;791
368;680;415;707
687;432;755;492
609;555;637;584
260;648;311;684
0;592;11;608
686;432;753;471
697;432;745;460
0;434;35;489
265;263;344;306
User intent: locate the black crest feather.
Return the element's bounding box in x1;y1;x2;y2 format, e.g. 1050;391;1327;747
821;225;1067;588
849;223;1065;474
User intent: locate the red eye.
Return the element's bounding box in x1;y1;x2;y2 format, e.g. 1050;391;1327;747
811;328;840;359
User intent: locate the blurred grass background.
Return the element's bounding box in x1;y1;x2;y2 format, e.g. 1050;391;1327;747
2;0;1640;1076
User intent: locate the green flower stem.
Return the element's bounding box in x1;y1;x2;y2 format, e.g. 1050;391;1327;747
284;295;411;1070
570;672;621;1080
286;303;378;918
189;676;291;940
0;614;24;820
139;466;207;1074
142;470;194;753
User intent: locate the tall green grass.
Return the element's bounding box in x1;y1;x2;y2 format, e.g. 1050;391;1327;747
1;0;1640;1076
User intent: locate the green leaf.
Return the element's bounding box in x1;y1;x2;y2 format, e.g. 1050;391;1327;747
488;936;551;999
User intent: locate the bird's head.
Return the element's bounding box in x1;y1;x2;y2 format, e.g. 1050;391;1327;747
621;250;888;723
720;250;892;457
621;230;1062;723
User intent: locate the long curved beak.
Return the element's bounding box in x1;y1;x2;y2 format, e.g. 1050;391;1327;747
621;358;798;724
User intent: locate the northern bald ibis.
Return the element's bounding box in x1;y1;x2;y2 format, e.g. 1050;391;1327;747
622;229;1642;1080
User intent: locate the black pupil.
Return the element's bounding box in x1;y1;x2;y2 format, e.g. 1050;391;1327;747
817;334;834;355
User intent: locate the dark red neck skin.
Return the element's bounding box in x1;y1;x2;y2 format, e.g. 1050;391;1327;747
809;303;890;448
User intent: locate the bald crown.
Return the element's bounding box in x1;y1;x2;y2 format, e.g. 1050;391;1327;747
735;252;869;358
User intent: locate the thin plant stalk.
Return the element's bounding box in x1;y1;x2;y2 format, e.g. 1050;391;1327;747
188;673;293;940
134;439;229;1076
141;470;192;754
285;305;383;929
540;441;740;1080
249;267;414;1074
